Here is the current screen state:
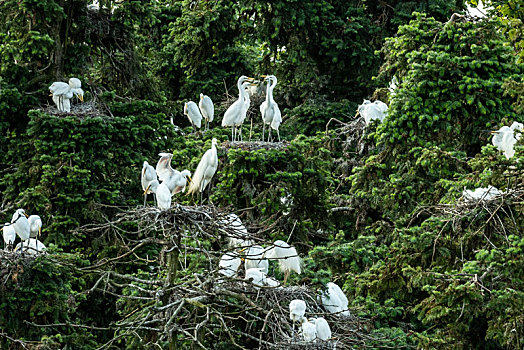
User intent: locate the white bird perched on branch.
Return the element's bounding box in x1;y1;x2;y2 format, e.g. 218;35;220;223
219;252;242;277
260;75;282;142
320;282;350;317
156;153;192;195
222;76;254;142
245;267;280;288
311;317;331;340
219;213;252;248
264;240;301;283
28;215;42;239
15;238;46;254
199;93;214;131
358;99;388;125
462;185;503;202
491;122;523;159
141;161;157;206
11;209;30;252
300;318;317;342
184;101;203;132
144;179;171;210
3;223;16;250
187;138;219;200
244;245;269;274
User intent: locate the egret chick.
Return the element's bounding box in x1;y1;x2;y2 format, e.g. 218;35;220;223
300;318;317;342
245;268;279;288
28;215;42;238
260;75;281;142
187;138;218;201
15;238;46;254
358;99;388;125
144;180;171;210
184;101;203;132
156;153;192;194
219;252;242;277
11;209;30;251
244;245;269;274
320;282;350;317
312;317;332;341
141;161;157;206
265;240;301;284
289;299;307;334
3;223;16;250
199;93;214;131
219;213;252;248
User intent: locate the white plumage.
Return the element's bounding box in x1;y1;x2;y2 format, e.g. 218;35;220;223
49;82;73;112
244;245;269;274
187;138;218;195
264;240;301;283
156;153;192;194
358;99;388;125
463;185;504;202
300;318;317;342
141;161;157;194
491;122;523;159
199;93;214;131
222;76;252;141
219;252;242;277
219;213;252;248
184;101;203;130
68;78;84;102
11;209;30;242
233;81;253;141
320;282;350;317
144;180;171;210
289;299;307;323
245;267;280;288
3;223;16;249
312;317;332;340
28;215;42;238
260;75;281;142
15;238;46;254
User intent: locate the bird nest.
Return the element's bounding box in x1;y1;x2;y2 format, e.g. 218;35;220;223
221;140;291;151
41;99;106;119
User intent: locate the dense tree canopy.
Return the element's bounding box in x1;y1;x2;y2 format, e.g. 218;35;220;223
0;1;522;349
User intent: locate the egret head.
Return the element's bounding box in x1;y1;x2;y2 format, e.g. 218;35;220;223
212;138;218;147
69;78;82;89
144;179;159;195
200;93;204;100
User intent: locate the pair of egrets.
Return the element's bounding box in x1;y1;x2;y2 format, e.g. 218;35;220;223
491;122;523;159
222;75;282;142
357;99;389;125
289;300;332;342
142;139;219;209
49;78;84;113
184;94;214;132
3;209;46;254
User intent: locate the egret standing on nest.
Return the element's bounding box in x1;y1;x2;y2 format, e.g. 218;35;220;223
199;93;214;131
49;82;73;112
311;317;332;340
260;75;281;142
144;180;171;210
320;282;350;317
184;101;203;133
264;240;301;284
15;238;46;254
289;299;307;333
3;223;16;250
222;76;254;142
28;215;42;239
11;209;30;252
233;81;254;142
141;161;157;206
187;138;219;202
156;153;192;195
244;245;269;274
219;252;242;277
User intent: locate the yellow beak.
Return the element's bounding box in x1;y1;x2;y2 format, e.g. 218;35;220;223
144;184;151;195
79;95;84;102
49;93;53;96
38;227;41;237
187;175;192;184
24;213;29;218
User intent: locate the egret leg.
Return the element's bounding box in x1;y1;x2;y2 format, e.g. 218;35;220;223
262;124;265;142
268;128;272;142
283;270;289;285
239;127;243;141
231;127;234;142
277;129;281;142
143;193;147;207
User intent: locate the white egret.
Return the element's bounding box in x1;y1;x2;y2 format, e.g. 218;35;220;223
187;138;219;200
264;240;301;284
320;282;350;317
141;161;157;206
289;299;307;334
222;76;253;141
260;75;282;142
11;209;30;252
245;267;280;288
49;82;73;112
244;245;269;274
312;317;332;341
3;223;16;250
156;153;192;195
388;76;399;94
199;93;214;131
28;215;42;239
144;180;171;210
358;99;388;125
219;252;242;277
463;185;504;202
87;1;100;12
233;81;254;142
68;78;84;103
15;238;46;254
184;101;203;132
300;318;317;342
491;122;522;159
219;213;252;248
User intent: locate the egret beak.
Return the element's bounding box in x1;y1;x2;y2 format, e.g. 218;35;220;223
79;95;84;102
490;130;498;134
38;227;41;238
187;175;192;184
260;75;267;78
49;93;53;96
24;213;29;218
144;184;151;195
